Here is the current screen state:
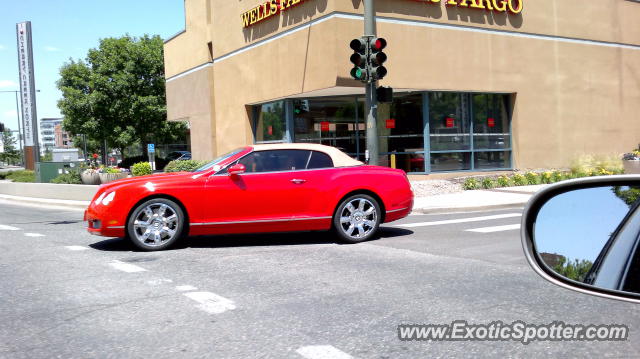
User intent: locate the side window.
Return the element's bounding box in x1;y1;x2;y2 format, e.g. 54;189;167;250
306;151;334;169
238;150;310;173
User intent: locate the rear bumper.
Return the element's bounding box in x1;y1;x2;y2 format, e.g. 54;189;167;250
384;197;413;223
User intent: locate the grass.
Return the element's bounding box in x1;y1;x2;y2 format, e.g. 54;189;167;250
5;170;35;183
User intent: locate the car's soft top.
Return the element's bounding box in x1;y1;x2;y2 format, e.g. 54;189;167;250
250;143;363;168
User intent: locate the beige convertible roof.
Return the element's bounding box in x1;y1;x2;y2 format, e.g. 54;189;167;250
250;143;363;167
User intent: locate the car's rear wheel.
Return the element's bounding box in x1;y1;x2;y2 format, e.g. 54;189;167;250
333;194;381;243
127;198;185;251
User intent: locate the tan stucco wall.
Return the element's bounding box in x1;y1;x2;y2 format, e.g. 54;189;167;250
164;0;640;169
165;66;216;160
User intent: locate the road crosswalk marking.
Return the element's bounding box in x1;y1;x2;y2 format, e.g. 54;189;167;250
65;246;89;251
0;224;20;231
466;224;521;233
109;260;147;273
296;345;353;359
24;233;45;237
183;291;236;314
393;213;521;228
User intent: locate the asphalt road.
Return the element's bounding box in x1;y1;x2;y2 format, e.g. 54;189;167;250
0;200;639;358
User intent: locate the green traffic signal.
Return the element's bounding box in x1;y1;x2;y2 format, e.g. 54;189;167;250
350;67;364;80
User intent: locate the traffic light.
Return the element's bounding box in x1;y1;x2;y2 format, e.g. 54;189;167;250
368;37;387;80
349;38;368;82
0;122;4;132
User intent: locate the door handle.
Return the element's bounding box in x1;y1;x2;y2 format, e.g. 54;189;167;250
290;179;306;184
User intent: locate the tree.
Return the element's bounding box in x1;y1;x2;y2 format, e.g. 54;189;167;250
0;130;21;165
57;35;187;163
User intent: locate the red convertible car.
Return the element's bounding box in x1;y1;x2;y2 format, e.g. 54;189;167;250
85;144;413;251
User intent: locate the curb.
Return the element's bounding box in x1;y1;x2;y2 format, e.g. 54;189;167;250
0;194;89;210
412;202;528;214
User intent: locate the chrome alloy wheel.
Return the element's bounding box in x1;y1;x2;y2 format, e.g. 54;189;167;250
338;198;378;239
132;203;179;247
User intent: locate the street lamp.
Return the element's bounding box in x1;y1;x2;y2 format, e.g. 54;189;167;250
0;89;41;167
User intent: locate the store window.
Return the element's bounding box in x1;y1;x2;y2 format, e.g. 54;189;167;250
378;93;425;172
253;91;512;173
255;100;286;142
293;97;361;156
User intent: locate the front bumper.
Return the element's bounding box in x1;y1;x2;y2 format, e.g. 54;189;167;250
84;207;126;238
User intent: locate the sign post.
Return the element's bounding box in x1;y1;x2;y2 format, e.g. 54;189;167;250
148;143;156;171
16;21;39;170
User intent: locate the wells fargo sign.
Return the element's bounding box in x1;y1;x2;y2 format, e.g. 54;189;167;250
414;0;523;14
242;0;309;28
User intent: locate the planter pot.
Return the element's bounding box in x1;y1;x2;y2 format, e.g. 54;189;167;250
99;172;128;184
81;172;101;185
623;160;640;174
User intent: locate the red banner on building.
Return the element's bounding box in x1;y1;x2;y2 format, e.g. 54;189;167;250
446;117;455;128
386;119;396;129
487;118;495;128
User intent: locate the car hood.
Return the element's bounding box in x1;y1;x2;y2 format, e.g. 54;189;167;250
97;171;193;193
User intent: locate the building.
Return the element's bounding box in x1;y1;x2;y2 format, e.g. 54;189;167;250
40;118;72;154
54;124;72;149
163;0;640;174
40;118;62;153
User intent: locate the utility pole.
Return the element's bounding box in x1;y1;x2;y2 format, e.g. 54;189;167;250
364;0;378;165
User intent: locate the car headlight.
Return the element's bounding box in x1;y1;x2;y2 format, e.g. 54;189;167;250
94;192;106;205
102;191;116;206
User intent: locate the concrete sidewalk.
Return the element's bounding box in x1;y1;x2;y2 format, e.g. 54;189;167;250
412;185;545;214
0;180;546;213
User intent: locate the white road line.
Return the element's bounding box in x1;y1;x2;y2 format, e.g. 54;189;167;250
183;292;236;314
109;260;147;273
394;213;521;228
24;233;45;237
0;224;20;231
65;245;89;251
146;279;173;285
296;345;353;359
466;224;521;233
176;285;198;291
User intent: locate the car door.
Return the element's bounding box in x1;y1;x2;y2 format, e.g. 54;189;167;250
202;149;315;231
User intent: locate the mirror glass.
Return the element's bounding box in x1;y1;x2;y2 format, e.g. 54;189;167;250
534;185;640;294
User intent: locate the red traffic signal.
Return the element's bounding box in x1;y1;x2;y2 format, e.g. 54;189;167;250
369;37;388;80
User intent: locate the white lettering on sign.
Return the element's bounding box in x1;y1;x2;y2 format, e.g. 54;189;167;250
16;22;37;147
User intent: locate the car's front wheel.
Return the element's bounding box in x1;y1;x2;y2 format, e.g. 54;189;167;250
127;198;185;251
333;194;381;243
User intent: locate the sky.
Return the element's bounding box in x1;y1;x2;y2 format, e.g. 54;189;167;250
0;0;185;140
534;186;632;265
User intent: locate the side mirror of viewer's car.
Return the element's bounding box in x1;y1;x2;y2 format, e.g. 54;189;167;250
228;163;246;176
521;175;640;303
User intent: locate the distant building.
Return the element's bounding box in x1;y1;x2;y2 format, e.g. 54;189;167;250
40;118;62;153
54;124;72;149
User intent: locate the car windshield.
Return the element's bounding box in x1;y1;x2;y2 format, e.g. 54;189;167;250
192;148;245;172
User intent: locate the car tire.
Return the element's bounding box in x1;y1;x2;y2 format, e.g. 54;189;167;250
333;194;381;243
127;198;185;251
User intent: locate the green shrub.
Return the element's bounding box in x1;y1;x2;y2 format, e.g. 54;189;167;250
481;177;495;189
551;170;565;183
0;171;12;180
540;171;553;184
497;175;511;187
131;162;152;176
164;160;208;173
512;173;527;186
463;178;480;190
120;155;169;171
51;171;82;184
103;167;122;174
524;172;540;185
6;170;35;183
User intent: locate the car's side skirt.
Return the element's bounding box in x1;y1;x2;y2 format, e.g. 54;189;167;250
188;216;332;236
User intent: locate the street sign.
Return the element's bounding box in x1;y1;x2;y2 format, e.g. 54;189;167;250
147;143;155;153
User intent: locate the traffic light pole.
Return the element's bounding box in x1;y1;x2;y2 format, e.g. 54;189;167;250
364;0;378;165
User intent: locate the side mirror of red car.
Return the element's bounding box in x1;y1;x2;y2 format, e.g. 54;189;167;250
228;163;246;176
